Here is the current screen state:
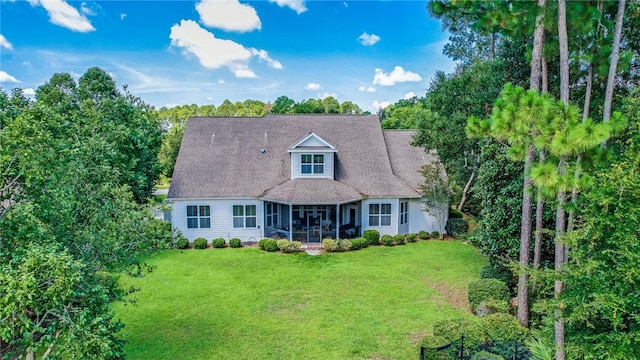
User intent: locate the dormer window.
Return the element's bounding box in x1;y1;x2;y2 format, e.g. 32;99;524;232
301;154;324;174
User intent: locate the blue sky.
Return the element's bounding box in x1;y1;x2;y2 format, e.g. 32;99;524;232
0;0;455;112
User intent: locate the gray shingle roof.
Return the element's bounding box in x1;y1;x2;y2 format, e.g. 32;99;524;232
382;130;435;192
168;114;431;202
260;178;363;204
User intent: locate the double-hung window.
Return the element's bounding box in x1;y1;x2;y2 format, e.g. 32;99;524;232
186;205;211;229
301;154;324;174
369;203;392;226
400;201;408;225
233;205;257;228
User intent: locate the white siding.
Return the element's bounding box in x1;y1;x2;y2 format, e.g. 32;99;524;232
407;198;445;234
361;198;399;236
290;152;334;179
171;199;264;242
298;136;327;147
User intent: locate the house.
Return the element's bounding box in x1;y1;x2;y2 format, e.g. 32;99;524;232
167;114;445;243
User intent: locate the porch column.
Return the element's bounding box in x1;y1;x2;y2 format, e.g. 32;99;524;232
289;204;293;241
336;204;340;239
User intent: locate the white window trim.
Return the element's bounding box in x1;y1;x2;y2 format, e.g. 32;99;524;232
266;203;278;227
400;201;408;225
233;204;257;228
301;153;324;174
369;203;392;227
186;205;211;229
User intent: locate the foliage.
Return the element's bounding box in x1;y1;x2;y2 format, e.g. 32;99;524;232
276;240;301;253
212;238;226;248
258;239;278;252
321;239;339;252
193;238;208;249
479;262;515;291
176;237;189;249
393;234;405;245
380;234;394;246
420;162;452;237
431;231;440;239
229;238;242;248
406;233;417;243
468;279;510;312
418;230;430;240
362;230;380;245
433;318;483;344
449;207;464;218
337;239;352;252
445;218;469;237
349;238;368;250
379;98;430;129
471;351;504;360
483;313;528;342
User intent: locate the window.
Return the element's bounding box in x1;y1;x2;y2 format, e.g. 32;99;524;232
233;205;257;228
186;205;211;229
369;203;392;226
400;201;408;225
266;203;278;227
301;154;324;174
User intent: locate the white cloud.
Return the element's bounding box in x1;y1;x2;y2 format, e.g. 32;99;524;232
196;0;261;33
249;48;283;69
358;32;380;46
29;0;95;32
269;0;307;14
0;34;13;50
318;92;337;100
404;91;417;99
372;100;390;110
120;13;127;20
80;2;96;16
218;79;225;84
358;85;376;93
23;88;36;96
373;66;422;86
305;82;320;90
170;20;282;79
0;71;20;83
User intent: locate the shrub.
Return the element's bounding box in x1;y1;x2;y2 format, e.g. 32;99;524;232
405;233;417;243
193;237;207;249
432;318;483;344
468;278;510;314
445;218;469;237
431;231;440;239
380;234;394;246
229;238;242;248
322;238;339;252
393;234;405;245
259;238;278;252
176;237;189;249
471;351;504;360
449;207;464;218
350;238;368;250
362;229;380;245
212;237;226;248
276;240;301;252
483;313;528;342
479;262;516;290
418;230;430;240
338;239;352;251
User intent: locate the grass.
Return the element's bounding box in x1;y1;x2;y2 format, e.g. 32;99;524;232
114;240;486;360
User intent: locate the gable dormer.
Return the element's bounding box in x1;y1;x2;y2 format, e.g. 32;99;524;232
288;132;337;180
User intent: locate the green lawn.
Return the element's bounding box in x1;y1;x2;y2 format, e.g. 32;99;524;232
114;240;486;360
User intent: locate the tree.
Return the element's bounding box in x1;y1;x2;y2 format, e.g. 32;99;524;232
420;162;452;238
270;95;295;114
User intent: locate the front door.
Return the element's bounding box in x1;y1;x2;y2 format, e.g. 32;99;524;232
307;214;322;242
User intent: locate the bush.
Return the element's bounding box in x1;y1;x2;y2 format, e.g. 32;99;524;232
276;240;301;252
322;238;339;252
483;313;528;342
212;237;226;248
445;218;469;237
193;237;208;249
259;238;278;252
393;234;405;245
381;234;394;246
432;231;441;239
176;237;189;249
432;318;483;344
338;239;352;251
418;230;430;240
479;262;515;290
471;351;504;360
449;207;464;218
362;229;380;245
229;238;242;248
468;278;510;313
405;233;417;243
350;238;368;250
